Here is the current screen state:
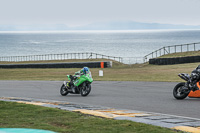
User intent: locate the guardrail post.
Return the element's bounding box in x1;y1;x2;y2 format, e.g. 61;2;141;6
175;45;176;53
121;57;123;63
181;45;182;52
159;49;161;56
156;50;157;57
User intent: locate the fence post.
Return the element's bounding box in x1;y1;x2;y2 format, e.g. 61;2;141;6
175;45;176;53
181;45;182;52
156;50;157;57
159;49;161;56
194;43;196;51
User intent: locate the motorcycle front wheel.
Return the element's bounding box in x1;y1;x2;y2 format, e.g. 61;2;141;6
173;82;190;100
60;84;69;96
81;84;91;96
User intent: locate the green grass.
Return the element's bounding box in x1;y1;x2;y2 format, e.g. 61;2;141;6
0;101;180;133
0;61;198;82
159;51;200;58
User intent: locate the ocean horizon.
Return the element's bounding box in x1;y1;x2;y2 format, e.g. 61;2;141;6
1;29;200;33
1;29;200;63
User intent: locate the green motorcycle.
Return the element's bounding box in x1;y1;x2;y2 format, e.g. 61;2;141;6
60;71;93;96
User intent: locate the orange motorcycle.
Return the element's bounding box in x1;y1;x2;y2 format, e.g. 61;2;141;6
173;73;200;99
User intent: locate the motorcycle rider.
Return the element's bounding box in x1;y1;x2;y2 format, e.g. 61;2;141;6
67;67;90;92
190;65;200;91
75;67;90;75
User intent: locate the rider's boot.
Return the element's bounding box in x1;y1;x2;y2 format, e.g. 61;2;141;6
67;82;70;88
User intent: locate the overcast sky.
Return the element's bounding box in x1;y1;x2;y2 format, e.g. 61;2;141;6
0;0;200;27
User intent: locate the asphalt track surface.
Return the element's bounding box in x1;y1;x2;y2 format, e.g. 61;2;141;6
1;80;200;119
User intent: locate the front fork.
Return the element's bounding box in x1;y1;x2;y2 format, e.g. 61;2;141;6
180;82;191;94
186;79;199;91
63;81;71;90
64;81;77;93
63;81;68;87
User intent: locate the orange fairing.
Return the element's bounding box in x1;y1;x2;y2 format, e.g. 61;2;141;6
197;81;200;89
188;82;200;98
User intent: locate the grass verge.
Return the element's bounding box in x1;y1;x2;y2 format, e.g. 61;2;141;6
158;51;200;58
0;61;198;82
0;101;180;133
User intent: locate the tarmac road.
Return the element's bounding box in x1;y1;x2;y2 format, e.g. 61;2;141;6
0;80;200;119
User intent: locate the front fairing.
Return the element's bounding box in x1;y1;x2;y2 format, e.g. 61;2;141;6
67;75;71;81
188;81;200;98
178;73;190;81
74;72;93;86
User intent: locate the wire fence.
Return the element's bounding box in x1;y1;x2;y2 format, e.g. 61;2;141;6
143;42;200;62
0;52;124;62
0;52;144;64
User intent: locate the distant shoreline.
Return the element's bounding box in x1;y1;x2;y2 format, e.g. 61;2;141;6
0;29;200;33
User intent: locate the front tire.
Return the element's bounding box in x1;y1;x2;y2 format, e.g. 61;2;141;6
60;84;69;96
81;83;91;96
173;82;190;100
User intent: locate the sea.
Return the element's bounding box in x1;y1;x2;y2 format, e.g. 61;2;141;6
0;30;200;63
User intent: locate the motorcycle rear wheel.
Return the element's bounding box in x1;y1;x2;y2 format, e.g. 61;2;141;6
60;84;69;96
81;84;91;96
173;82;190;100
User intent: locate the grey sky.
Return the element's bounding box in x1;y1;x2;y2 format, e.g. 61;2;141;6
0;0;200;26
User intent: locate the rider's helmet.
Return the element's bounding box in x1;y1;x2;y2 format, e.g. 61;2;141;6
83;67;89;74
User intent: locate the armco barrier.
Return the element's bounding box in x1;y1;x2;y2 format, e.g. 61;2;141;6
149;56;200;65
0;61;112;68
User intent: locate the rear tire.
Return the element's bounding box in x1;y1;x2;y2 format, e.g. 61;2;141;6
60;84;69;96
173;82;189;100
81;84;91;96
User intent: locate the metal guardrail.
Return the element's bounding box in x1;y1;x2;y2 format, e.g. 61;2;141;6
0;52;123;63
121;57;144;64
1;42;199;65
143;42;200;62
